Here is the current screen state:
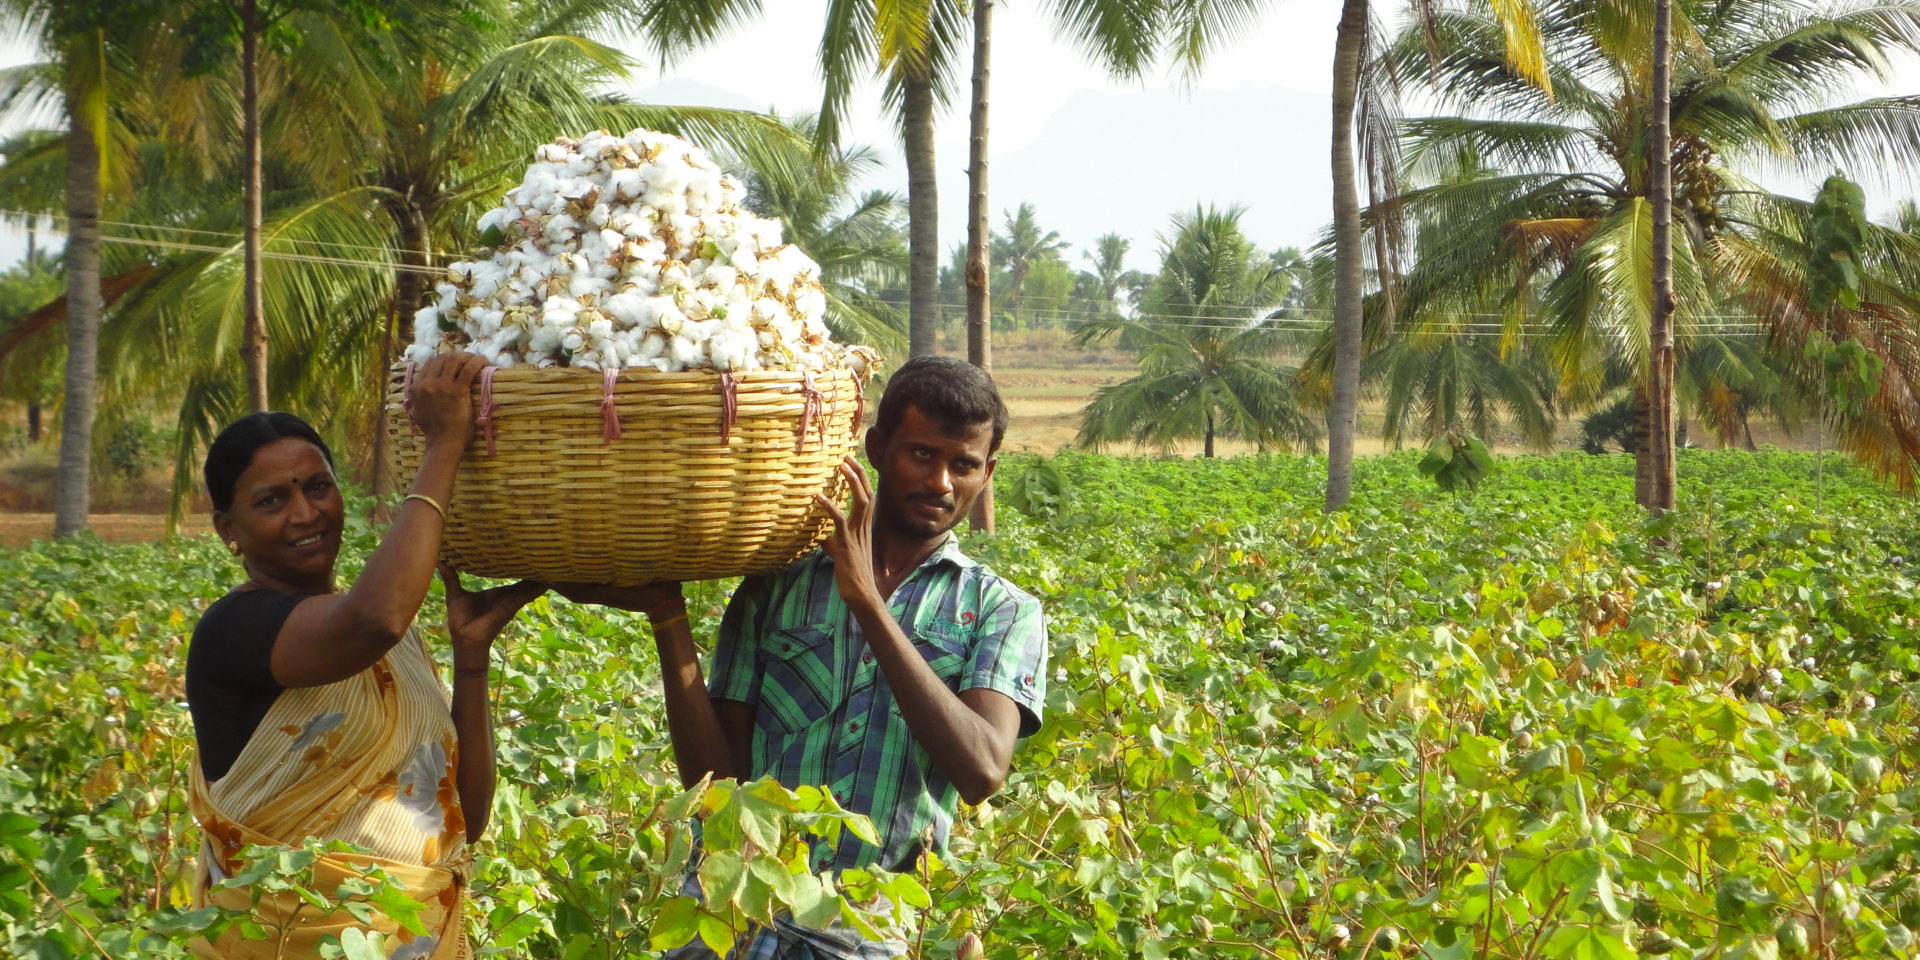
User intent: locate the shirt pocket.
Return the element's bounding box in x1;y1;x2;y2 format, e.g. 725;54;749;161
756;624;842;736
911;624;974;689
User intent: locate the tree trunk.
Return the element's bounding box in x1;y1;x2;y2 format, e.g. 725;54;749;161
965;0;994;534
1632;384;1652;503
54;102;104;539
25;212;41;442
1205;410;1216;459
903;68;939;358
375;207;433;502
240;0;269;412
1643;0;1677;513
1325;0;1368;510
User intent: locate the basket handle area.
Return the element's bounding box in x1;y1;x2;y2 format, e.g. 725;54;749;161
601;368;623;444
719;372;738;444
476;365;499;457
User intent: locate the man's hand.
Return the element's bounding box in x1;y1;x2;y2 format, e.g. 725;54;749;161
440;565;546;663
815;455;882;609
553;581;685;618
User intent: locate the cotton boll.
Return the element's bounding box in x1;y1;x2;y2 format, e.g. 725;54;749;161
568;273;609;300
798;287;827;322
545;214;580;243
601;290;649;327
528;323;563;355
635;331;667;361
751;297;785;324
609;168;644;202
667;214;700;252
653;299;687;336
668;335;707;370
704;264;737;289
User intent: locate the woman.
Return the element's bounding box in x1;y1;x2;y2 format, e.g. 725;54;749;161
186;353;544;959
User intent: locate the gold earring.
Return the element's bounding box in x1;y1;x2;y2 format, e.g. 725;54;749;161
227;542;241;556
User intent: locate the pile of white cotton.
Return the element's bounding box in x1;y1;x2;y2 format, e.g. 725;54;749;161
405;128;875;376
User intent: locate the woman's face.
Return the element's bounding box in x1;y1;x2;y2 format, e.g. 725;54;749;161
213;437;344;593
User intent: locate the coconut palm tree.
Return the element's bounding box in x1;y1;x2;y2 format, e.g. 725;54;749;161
991;203;1069;324
1084;232;1130;314
815;0;966;359
1381;0;1920;489
1075;206;1320;457
84;0;800;516
1325;0;1551;510
0;0;180;537
815;0;1290;358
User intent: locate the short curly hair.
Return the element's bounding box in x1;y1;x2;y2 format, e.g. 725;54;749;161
872;355;1008;452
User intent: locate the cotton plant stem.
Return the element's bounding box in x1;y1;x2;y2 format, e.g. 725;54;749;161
24;863;114;959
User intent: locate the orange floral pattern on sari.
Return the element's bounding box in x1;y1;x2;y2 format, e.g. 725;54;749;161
189;627;471;959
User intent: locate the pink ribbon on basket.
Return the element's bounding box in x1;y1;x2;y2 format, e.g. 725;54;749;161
796;369;826;452
400;361;422;436
476;365;499;457
600;367;622;444
718;373;738;444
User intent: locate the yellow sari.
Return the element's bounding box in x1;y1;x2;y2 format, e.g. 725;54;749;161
189;626;471;959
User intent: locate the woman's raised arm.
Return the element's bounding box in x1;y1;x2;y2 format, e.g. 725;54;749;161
266;353;488;688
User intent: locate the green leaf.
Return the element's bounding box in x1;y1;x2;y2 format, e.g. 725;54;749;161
367;883;430;936
336;928;387;960
698;911;738;955
648;896;701;951
698;850;748;909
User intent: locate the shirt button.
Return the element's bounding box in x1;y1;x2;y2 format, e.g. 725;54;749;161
848;720;860;732
862;653;873;665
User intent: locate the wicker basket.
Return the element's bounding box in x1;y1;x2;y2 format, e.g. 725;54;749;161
383;361;864;585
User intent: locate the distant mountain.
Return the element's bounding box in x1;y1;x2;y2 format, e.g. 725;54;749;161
627;77;766;113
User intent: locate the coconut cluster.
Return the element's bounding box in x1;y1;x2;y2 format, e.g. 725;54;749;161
405;128;875;377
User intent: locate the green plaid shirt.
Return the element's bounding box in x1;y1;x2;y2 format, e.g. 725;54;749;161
708;536;1048;872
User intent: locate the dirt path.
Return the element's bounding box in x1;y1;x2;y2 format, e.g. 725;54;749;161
0;513;208;548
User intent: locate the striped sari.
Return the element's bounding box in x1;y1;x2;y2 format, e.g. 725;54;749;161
188;627;471;959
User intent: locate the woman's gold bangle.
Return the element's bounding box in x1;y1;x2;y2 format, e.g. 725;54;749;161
650;612;688;632
403;493;448;522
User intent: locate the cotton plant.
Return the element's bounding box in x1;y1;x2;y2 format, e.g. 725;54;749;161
406;129;878;378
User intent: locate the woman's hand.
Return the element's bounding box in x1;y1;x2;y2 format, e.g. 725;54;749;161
409;352;488;451
440;565;547;665
553;581;685;619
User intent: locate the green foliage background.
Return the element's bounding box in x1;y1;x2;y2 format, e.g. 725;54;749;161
6;451;1920;958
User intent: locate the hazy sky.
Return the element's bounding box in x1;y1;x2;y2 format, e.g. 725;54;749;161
0;2;1913;271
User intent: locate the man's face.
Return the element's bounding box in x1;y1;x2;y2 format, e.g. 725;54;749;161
866;405;998;540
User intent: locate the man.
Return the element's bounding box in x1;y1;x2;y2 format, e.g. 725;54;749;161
563;355;1048;957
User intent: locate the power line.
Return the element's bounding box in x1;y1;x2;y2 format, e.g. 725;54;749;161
14;209;1789;334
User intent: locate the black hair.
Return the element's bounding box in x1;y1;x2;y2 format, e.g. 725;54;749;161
204;412;335;512
872;355;1008;452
